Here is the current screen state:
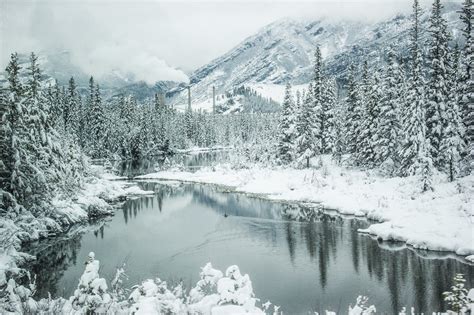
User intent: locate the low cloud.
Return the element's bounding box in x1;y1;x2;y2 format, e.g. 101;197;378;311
79;46;189;84
2;0;450;84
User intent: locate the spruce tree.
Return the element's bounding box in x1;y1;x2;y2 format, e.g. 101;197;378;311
458;0;474;171
400;0;434;192
24;53;51;209
312;46;323;154
89;84;105;158
3;53;29;206
278;83;295;164
321;78;336;154
295;84;316;167
345;64;362;159
426;0;451;168
440;45;464;181
66;77;79;134
359;66;381;167
331;99;345;165
376;47;402;171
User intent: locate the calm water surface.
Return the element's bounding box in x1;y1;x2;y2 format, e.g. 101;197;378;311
26;155;473;314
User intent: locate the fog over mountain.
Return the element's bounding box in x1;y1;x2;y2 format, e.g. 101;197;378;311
2;0;437;85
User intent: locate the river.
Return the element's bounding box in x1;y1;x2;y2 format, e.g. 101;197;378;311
24;154;473;314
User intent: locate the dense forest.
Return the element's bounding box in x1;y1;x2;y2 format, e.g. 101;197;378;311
277;0;473;191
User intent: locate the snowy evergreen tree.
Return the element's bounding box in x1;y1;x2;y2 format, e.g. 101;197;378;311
2;53;29;207
321;78;336;154
440;46;464;181
89;84;106;158
331;99;345;165
66;77;81;139
359;67;382;167
400;0;433;191
345;64;362;158
376;48;402;172
443;274;469;313
295;84;316;167
312;46;323;154
24;53;51;209
278;83;295;164
426;0;451;169
458;0;474;172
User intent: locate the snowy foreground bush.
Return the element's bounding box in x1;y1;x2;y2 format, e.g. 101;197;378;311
1;252;271;314
1;252;473;315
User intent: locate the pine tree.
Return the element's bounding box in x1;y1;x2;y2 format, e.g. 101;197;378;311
278;83;295;164
321;78;336;154
458;0;474;172
331;99;345;164
345;64;362;159
426;0;451;168
312;46;323;154
83;76;95;147
24;53;52;209
89;84;105;158
376;47;402;172
0;88;9;191
3;53;29;206
355;61;375;166
360;67;382;167
400;0;433;192
66;77;81;139
440;45;464;181
295;84;316;167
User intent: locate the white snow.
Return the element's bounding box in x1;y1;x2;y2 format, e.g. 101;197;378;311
52;166;154;224
246;83;308;104
136;156;474;260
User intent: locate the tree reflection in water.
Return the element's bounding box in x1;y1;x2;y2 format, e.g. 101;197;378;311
25;182;473;314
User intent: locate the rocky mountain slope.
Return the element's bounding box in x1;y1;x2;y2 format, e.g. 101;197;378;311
169;3;462;107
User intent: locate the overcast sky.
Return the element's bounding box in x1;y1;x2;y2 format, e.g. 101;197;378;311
1;0;436;83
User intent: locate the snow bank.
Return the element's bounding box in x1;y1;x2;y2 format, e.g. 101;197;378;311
136;158;474;260
246;83;308;104
52;165;154;224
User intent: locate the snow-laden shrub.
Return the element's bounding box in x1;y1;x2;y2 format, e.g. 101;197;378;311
63;252;112;314
348;296;376;315
443;273;472;314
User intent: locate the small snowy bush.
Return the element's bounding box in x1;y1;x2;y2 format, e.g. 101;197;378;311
443;273;470;313
64;252;112;314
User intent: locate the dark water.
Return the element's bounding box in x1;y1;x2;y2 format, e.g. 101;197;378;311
114;151;229;178
25;155;473;314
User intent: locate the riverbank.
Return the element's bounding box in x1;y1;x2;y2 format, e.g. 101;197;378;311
0;165;154;293
136;157;474;261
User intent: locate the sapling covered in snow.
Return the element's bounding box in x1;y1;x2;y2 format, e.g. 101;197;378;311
443;273;471;313
64;252;112;313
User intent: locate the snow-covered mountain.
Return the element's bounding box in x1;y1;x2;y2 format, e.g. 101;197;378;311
1;3;463;111
169;3;462;108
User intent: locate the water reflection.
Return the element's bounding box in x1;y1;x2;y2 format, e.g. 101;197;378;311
116;151;230;178
27;182;473;314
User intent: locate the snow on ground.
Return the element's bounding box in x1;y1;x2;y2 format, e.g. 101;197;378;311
136;157;474;260
52;165;154;224
172;91;243;114
246;83;309;104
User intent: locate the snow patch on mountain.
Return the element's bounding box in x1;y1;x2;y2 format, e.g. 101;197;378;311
169;3;462;107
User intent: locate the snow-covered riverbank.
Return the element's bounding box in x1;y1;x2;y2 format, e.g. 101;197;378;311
136;159;474;261
50;165;154;225
0;166;154;296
